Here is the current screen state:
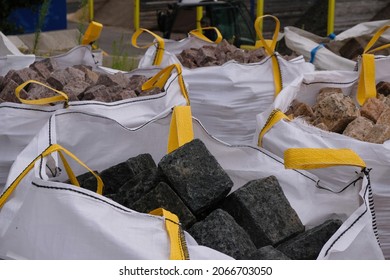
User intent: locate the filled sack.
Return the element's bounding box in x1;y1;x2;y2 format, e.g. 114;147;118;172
132;16;314;145
255;25;390;258
284;19;390;70
0;105;383;260
0;62;188;188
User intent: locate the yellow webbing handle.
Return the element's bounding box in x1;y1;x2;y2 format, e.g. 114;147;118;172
364;25;390;55
81;21;103;45
357;53;376;106
284;148;366;170
15;80;69;106
149;208;189;260
0;144;104;208
131;28;165;66
167;106;194;154
254;15;282;96
357;24;390;106
142;63;190;105
189;27;223;44
258;109;290;147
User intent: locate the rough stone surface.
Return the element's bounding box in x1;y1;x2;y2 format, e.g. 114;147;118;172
138;87;162;97
313;93;360;133
377;107;390;126
80;85;113;102
246;47;267;63
360;98;387;123
277;219;343;260
26;82;63;101
100;153;157;195
188;209;256;260
108;169;158;207
158;139;233;216
0;79;27;103
73;64;100;84
126;75;149;95
176;39;270;68
96;72;129;88
8;68;41;85
377;81;390;97
47;69;69;90
248;245;291;260
338;38;364;60
29;58;58;79
131;182;196;229
63;81;91;101
316;87;343;104
0;76;4;92
115;89;138;101
364;124;390;144
195;45;217;66
221;176;304;248
343;116;374;141
0;64;160;103
74;171;99;192
285;99;314;119
177;49;198;68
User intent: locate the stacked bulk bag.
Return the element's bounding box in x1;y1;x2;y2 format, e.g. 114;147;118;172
284;19;390;70
255;25;390;258
132;16;315;145
0;104;383;259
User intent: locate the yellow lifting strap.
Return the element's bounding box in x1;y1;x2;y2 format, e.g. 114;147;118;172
357;24;390;106
131;28;165;66
142;64;190;105
15;80;69;107
254;15;283;97
81;21;103;46
0;144;104;209
167;106;194;154
149;208;189;260
189;27;223;44
284;148;366;170
257;109;290;147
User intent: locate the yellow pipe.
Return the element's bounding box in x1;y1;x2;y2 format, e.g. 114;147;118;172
88;0;94;21
134;0;140;31
196;6;203;31
327;0;336;35
256;0;265;33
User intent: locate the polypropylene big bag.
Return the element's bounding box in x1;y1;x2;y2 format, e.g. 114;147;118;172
284;19;390;70
0;63;188;188
0;105;383;259
254;25;390;258
133;16;315;145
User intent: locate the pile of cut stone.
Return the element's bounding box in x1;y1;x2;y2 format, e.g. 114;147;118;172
176;39;270;68
74;139;341;260
0;59;161;103
286;81;390;144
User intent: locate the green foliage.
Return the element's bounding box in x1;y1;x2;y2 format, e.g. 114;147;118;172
76;0;90;43
33;0;51;54
111;34;137;71
0;0;44;34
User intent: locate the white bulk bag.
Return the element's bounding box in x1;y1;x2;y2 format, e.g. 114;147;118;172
133;16;314;145
0;106;383;259
284;19;390;70
254;25;390;258
0;64;188;188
